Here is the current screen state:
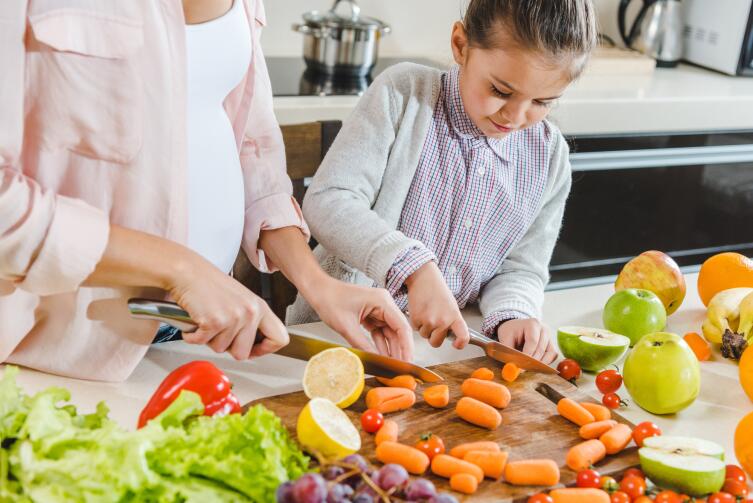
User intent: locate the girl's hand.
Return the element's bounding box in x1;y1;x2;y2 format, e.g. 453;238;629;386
404;262;470;349
311;280;414;362
496;318;558;364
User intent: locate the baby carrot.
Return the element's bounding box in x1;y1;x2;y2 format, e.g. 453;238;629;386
450;473;478;495
471;367;495;380
579;420;618;440
684;332;711;361
375;441;430;475
557;398;596;426
599;423;633;454
550;488;610;503
463;450;508;480
503;459;560;486
375;419;399;446
423;385;450;408
456;396;502;430
566;439;607;472
580;402;612;422
375;375;418;390
461;378;511;408
366;387;416;414
431;454;484;483
449;441;501;458
501;363;522;383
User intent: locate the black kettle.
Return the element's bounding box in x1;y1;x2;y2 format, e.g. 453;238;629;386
618;0;684;67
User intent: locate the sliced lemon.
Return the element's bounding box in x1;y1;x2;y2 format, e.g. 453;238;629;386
302;347;364;408
296;397;361;459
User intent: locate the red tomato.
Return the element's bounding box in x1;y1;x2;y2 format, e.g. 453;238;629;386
655;490;682;503
620;475;646;500
600;475;620;493
596;369;623;394
576;469;602;488
722;478;749;498
602;392;624;409
527;493;554;503
611;491;631;503
557;359;582;382
725;464;747;484
360;409;384;433
414;433;445;460
632;421;662;447
622;468;645;480
707;493;735;503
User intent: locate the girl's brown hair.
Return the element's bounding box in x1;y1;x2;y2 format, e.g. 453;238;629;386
463;0;598;78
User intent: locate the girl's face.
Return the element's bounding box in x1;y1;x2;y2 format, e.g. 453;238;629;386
450;22;574;139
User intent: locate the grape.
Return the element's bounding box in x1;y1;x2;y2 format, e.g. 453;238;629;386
352;493;374;503
341;454;369;472
292;473;327;503
373;464;409;491
322;465;346;481
276;481;295;503
404;479;437;500
429;494;459;503
326;483;354;503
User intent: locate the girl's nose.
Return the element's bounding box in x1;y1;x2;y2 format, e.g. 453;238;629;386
499;100;528;127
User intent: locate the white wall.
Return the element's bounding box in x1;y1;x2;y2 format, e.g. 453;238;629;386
261;0;623;59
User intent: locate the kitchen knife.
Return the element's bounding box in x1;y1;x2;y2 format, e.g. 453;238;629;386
451;328;558;374
127;298;443;383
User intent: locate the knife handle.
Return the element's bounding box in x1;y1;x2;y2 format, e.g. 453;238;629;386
128;298;199;333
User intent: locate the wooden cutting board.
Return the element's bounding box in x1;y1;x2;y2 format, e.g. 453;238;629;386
248;356;639;502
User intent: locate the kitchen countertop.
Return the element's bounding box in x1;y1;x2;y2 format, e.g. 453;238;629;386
273;62;753;136
4;272;751;472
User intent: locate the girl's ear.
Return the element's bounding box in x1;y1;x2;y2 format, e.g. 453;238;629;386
450;21;469;66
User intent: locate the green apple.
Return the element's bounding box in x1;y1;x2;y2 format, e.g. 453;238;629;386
639;435;725;496
603;288;667;346
557;326;630;372
623;332;700;414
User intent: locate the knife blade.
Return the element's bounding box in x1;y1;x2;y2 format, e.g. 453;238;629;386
451;327;558;374
127;298;444;383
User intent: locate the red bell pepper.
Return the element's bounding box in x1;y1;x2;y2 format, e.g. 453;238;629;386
138;360;242;428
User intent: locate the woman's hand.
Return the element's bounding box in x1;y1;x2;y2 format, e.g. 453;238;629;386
404;262;470;349
496;318;558;364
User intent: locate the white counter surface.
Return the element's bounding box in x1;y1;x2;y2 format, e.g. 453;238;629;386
274;63;753;136
4;272;752;475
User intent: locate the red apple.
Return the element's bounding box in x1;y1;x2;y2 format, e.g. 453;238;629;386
615;250;686;315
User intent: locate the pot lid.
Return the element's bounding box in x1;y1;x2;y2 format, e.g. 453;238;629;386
302;0;388;30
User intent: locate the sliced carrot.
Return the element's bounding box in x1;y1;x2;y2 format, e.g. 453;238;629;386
471;367;495;380
375;419;399;446
599;423;633;454
550;488;610;503
375;375;418;390
684;332;711;361
449;441;501;459
579;420;618;440
456;396;502;430
461;378;511;408
503;459;560;486
375;441;429;475
431;454;484;483
423;385;450;408
450;473;478;495
501;363;522;383
580;402;612;422
558;398;596;426
366;387;416;414
566;439;607;471
463;450;508;480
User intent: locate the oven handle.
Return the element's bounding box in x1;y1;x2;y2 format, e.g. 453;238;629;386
570;144;753;171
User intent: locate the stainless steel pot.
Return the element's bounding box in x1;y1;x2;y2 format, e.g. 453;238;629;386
293;0;391;77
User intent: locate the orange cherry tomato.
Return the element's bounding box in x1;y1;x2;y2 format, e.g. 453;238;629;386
707;493;735;503
414;433;445;460
620;475;647;500
633;497;653;503
600;475;620;493
527;494;554;503
725;464;747;484
655;490;682;503
632;421;662;448
622;468;645;480
721;478;749;498
611;491;631;503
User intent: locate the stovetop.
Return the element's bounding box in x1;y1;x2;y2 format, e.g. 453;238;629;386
266;57;445;97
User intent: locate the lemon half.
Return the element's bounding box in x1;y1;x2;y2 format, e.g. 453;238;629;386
296;397;361;459
302;347;364;408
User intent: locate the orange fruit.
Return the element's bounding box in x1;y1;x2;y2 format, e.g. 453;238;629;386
697;253;753;306
741;345;753;403
735;411;753;479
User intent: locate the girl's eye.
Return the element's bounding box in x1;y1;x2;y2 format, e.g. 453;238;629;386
534;100;554;108
491;86;511;99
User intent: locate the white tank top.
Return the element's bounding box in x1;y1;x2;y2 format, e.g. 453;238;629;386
185;0;251;273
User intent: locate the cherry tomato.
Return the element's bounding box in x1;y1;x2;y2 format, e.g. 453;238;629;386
633;497;653;503
620;475;647;500
655;490;682;503
596;369;623;394
557;359;582;382
707;492;735;503
611;491;631;503
600;475;620;493
725;464;747;484
576;469;602;489
602;392;625;409
527;494;554;503
360;409;384;433
632;421;662;447
414;433;445;460
622;468;645;480
721;478;749;498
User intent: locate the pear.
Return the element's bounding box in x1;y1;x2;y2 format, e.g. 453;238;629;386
639;435;725;496
557;326;630;372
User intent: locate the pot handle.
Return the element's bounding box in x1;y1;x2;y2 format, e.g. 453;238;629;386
292;23;326;37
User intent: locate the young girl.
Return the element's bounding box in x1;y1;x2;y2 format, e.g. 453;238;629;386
287;0;597;364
